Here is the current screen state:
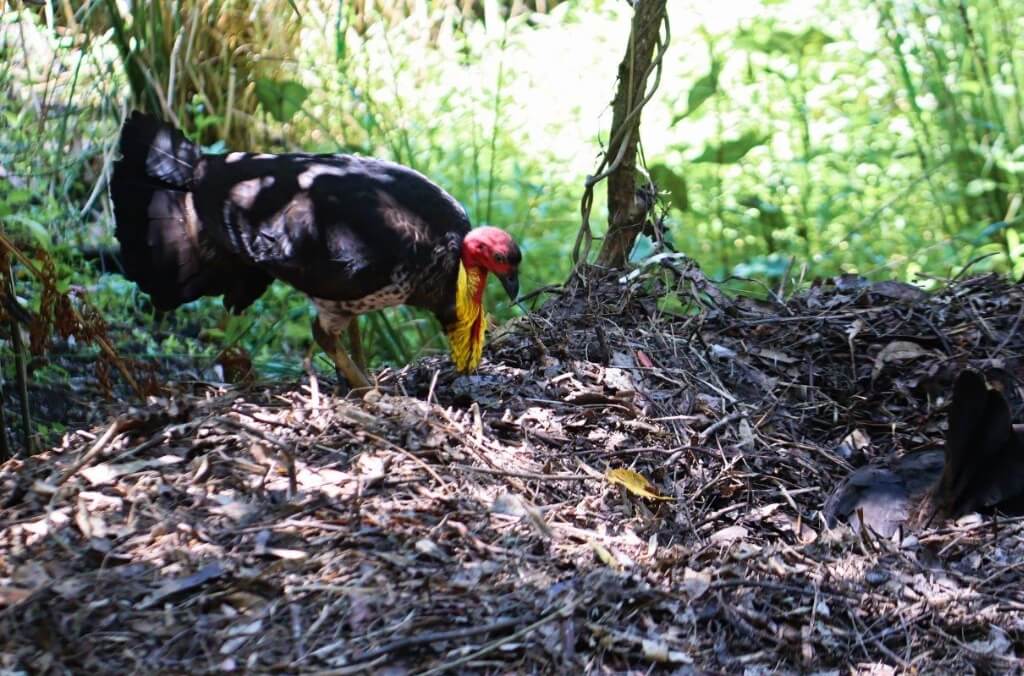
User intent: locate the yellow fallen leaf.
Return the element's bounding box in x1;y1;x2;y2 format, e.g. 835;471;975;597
588;540;621;571
605;468;673;501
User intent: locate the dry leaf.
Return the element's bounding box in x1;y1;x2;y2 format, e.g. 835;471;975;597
709;525;748;545
835;429;871;460
681;567;711;599
0;586;33;607
81;456;185;486
869;280;929;303
872;340;934;382
414;538;448;561
588;540;621;570
751;347;798;365
641;638;692;664
605;468;672;501
738;418;755;450
491;493;526;517
139;562;226;610
266;548;309;561
966;626;1011;657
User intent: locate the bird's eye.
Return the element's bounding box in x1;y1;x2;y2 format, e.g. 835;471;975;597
494;253;506;264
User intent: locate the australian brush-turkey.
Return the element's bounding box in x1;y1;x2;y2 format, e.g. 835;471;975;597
109;111;521;389
824;370;1024;536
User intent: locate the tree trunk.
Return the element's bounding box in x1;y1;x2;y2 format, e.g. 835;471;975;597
595;0;667;268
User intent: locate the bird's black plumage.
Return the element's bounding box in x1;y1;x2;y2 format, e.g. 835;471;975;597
110;111;471;328
824;370;1024;536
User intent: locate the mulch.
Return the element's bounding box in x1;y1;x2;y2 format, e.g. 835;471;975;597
3;257;1024;673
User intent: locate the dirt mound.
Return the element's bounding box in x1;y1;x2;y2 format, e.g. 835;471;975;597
3;260;1024;672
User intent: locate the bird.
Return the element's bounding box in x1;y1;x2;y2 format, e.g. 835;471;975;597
108;111;521;390
824;370;1024;537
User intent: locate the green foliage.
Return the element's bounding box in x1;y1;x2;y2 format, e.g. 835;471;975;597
102;0;303;146
648;165;688;213
692;130;770;164
672;61;720;124
650;0;1024;283
4;0;1024;398
254;78;309;124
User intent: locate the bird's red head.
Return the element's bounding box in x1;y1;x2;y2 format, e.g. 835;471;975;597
460;226;521;302
448;226;522;373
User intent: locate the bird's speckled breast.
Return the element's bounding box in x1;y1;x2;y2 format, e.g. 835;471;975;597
312;281;412;334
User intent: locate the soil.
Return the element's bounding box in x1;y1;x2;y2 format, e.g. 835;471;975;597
3;260;1024;673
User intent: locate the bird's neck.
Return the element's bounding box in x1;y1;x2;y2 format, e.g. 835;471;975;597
449;262;488;372
459;263;488;305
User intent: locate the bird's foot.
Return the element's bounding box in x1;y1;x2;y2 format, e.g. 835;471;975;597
330;348;372;397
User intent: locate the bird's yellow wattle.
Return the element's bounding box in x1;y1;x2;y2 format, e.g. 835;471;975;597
449;262;487;372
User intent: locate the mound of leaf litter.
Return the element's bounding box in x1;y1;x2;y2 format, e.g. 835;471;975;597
4;257;1024;673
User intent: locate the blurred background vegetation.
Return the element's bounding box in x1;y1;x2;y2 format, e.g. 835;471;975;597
1;0;1023;399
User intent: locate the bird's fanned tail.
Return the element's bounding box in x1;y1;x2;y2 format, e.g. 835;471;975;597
109;111;271;312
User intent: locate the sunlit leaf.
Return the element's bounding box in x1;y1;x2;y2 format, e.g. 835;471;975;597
966;178;998;196
588;540;621;570
734;25;795;54
673;62;719;123
649;164;689;212
740;195;786;231
693;130;769;164
5;189;32;206
958;80;983;95
5;214;52;249
605;468;672;501
795;27;835;54
1008;228;1021;257
657;294;694;317
735;24;834;57
255;78;309;123
732;254;790;279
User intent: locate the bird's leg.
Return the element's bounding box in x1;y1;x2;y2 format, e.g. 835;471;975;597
347;318;367;375
303;340;317;375
312;316;370;392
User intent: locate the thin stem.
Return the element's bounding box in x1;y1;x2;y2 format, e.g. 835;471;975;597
4;264;32;455
484;18;509;225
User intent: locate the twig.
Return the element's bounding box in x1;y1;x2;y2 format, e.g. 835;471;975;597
0;231;145;399
450;463;596;482
214;416;297;496
698;410;744;442
415;600;578;676
0;350;9;460
353;617;523;662
4;263;32;454
57;418;130;485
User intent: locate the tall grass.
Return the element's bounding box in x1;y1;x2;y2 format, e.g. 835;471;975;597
641;0;1024;286
7;0;1024;385
103;0;302;146
875;0;1024;275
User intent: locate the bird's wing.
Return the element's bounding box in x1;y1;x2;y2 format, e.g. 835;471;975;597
823;451;944;537
191;154;469;302
824;467;913;538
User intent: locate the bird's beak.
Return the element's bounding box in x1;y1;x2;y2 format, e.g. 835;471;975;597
497;270;519;302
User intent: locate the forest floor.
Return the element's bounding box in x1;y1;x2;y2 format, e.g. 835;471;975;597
3;259;1024;673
